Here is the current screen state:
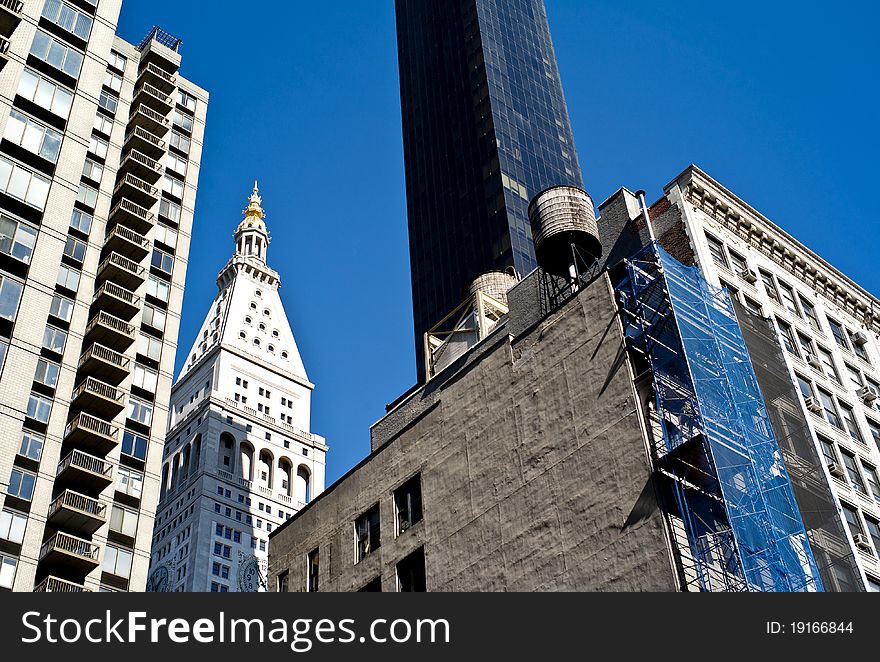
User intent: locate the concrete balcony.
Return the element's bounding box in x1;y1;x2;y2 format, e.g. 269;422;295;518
0;34;9;72
124;125;166;160
56;449;114;493
119;150;163;185
39;532;100;575
47;490;108;536
138;61;177;94
93;280;141;320
64;412;119;455
134;82;173;116
97;251;146;291
34;576;92;593
71;377;126;419
131;103;170;136
113;172;159;209
84;310;136;352
0;0;23;38
78;343;130;384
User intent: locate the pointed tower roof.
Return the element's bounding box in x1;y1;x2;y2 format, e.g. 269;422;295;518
175;183;311;388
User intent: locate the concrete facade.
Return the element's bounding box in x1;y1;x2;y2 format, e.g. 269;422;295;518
0;1;207;592
146;186;327;592
269;274;678;592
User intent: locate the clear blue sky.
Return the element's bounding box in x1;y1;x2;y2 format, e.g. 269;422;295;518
116;1;878;484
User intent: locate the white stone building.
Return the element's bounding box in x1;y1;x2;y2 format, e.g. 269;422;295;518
146;184;326;592
653;165;880;591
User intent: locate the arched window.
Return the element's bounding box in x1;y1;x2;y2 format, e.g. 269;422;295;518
296;466;311;504
219;432;236;473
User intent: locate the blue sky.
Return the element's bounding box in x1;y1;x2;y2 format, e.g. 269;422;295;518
116;1;878;484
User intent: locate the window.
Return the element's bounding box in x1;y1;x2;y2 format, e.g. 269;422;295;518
0;214;38;263
178;89;197;111
828;318;850;352
7;468;36;501
29;30;84;77
127;396;153;425
800;297;821;332
162;174;184;199
19;430;44;461
863;462;880;501
777;320;798;357
117;467;144;499
166;153;187;177
0;157;51;209
759;270;779;303
103;545;133;578
103;70;122;92
57;263;81;290
394;474;423;535
121;429;148;461
777;281;801;318
151;248;174;274
98;90;117;117
0;509;26;544
796;332;814;360
169;131;191;154
849;330;870;363
110;505;138;537
397;547;426;592
728;249;748;274
706;235;728;268
93;113;113;135
109;50;127;71
841;451;866;494
868;419;880;448
159;198;181;223
817;436;837;467
816;346;840;383
355;504;380;562
49;293;74;322
817;389;841;429
0;555;17;589
132;364;157;392
138;333;162;362
16;68;73;118
82;158;103;182
172;110;194;132
277;570;289;593
62;237;86;266
154;224;178;249
67;210;92;237
76;183;98;209
846;364;863;392
0;274;24;321
27;392;52;423
34;358;60;388
839;402;863;443
3;110;63;162
307;548;319;592
841;503;863;539
143;304;166;331
41;0;93;40
146;275;170;302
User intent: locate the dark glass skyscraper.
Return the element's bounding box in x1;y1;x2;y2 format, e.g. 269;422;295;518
395;0;584;380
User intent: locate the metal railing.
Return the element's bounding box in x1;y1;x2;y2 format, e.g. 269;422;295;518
139;61;177;86
120;150;161;174
34;577;91;593
137;26;183;53
136;81;173;106
40;532;100;563
114;172;159;199
48;490;107;521
79;343;130;371
99;252;145;278
0;0;23;15
57;449;114;479
94;280;141;308
65;411;119;442
133;103;169;127
72;377;124;405
85;310;136;338
125;124;166;151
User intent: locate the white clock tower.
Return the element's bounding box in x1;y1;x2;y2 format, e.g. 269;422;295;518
146;184;327;592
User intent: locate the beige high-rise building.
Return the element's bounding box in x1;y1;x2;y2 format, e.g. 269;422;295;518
0;0;208;592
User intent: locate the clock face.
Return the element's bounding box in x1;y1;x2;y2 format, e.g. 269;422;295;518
238;557;266;592
146;565;170;593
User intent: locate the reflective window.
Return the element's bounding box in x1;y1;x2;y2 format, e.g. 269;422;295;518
0;274;24;321
34;358;60;388
19;430;44;461
0;509;26;544
0;215;38;263
3;110;62;162
41;0;93;40
103;545;133;578
16;68;73;118
70;209;93;234
146;275;170;302
29;30;84;78
121;429;149;461
0;157;51;209
7;468;36;500
49;293;74;322
26;392;52;423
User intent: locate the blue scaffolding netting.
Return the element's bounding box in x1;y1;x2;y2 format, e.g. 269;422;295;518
617;243;823;592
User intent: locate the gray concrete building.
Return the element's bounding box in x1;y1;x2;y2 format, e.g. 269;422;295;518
0;0;208;592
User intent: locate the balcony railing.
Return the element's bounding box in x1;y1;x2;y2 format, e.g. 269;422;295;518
84;310;136;351
0;0;23;14
131;103;170;135
0;34;9;57
71;376;126;418
56;449;114;492
39;532;100;566
134;81;174;114
138;61;177;92
110;197;156;232
114;172;159;202
64;411;119;453
47;490;108;535
124;125;166;159
34;576;92;593
0;0;22;41
93;280;141;320
78;342;130;384
98;251;146;290
119;150;163;184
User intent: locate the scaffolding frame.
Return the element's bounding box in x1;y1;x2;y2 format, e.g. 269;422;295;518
617;243;823;592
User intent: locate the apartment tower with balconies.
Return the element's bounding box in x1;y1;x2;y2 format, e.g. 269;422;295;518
0;0;208;592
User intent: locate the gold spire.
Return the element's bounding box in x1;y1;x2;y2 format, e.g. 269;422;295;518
237;180;267;235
